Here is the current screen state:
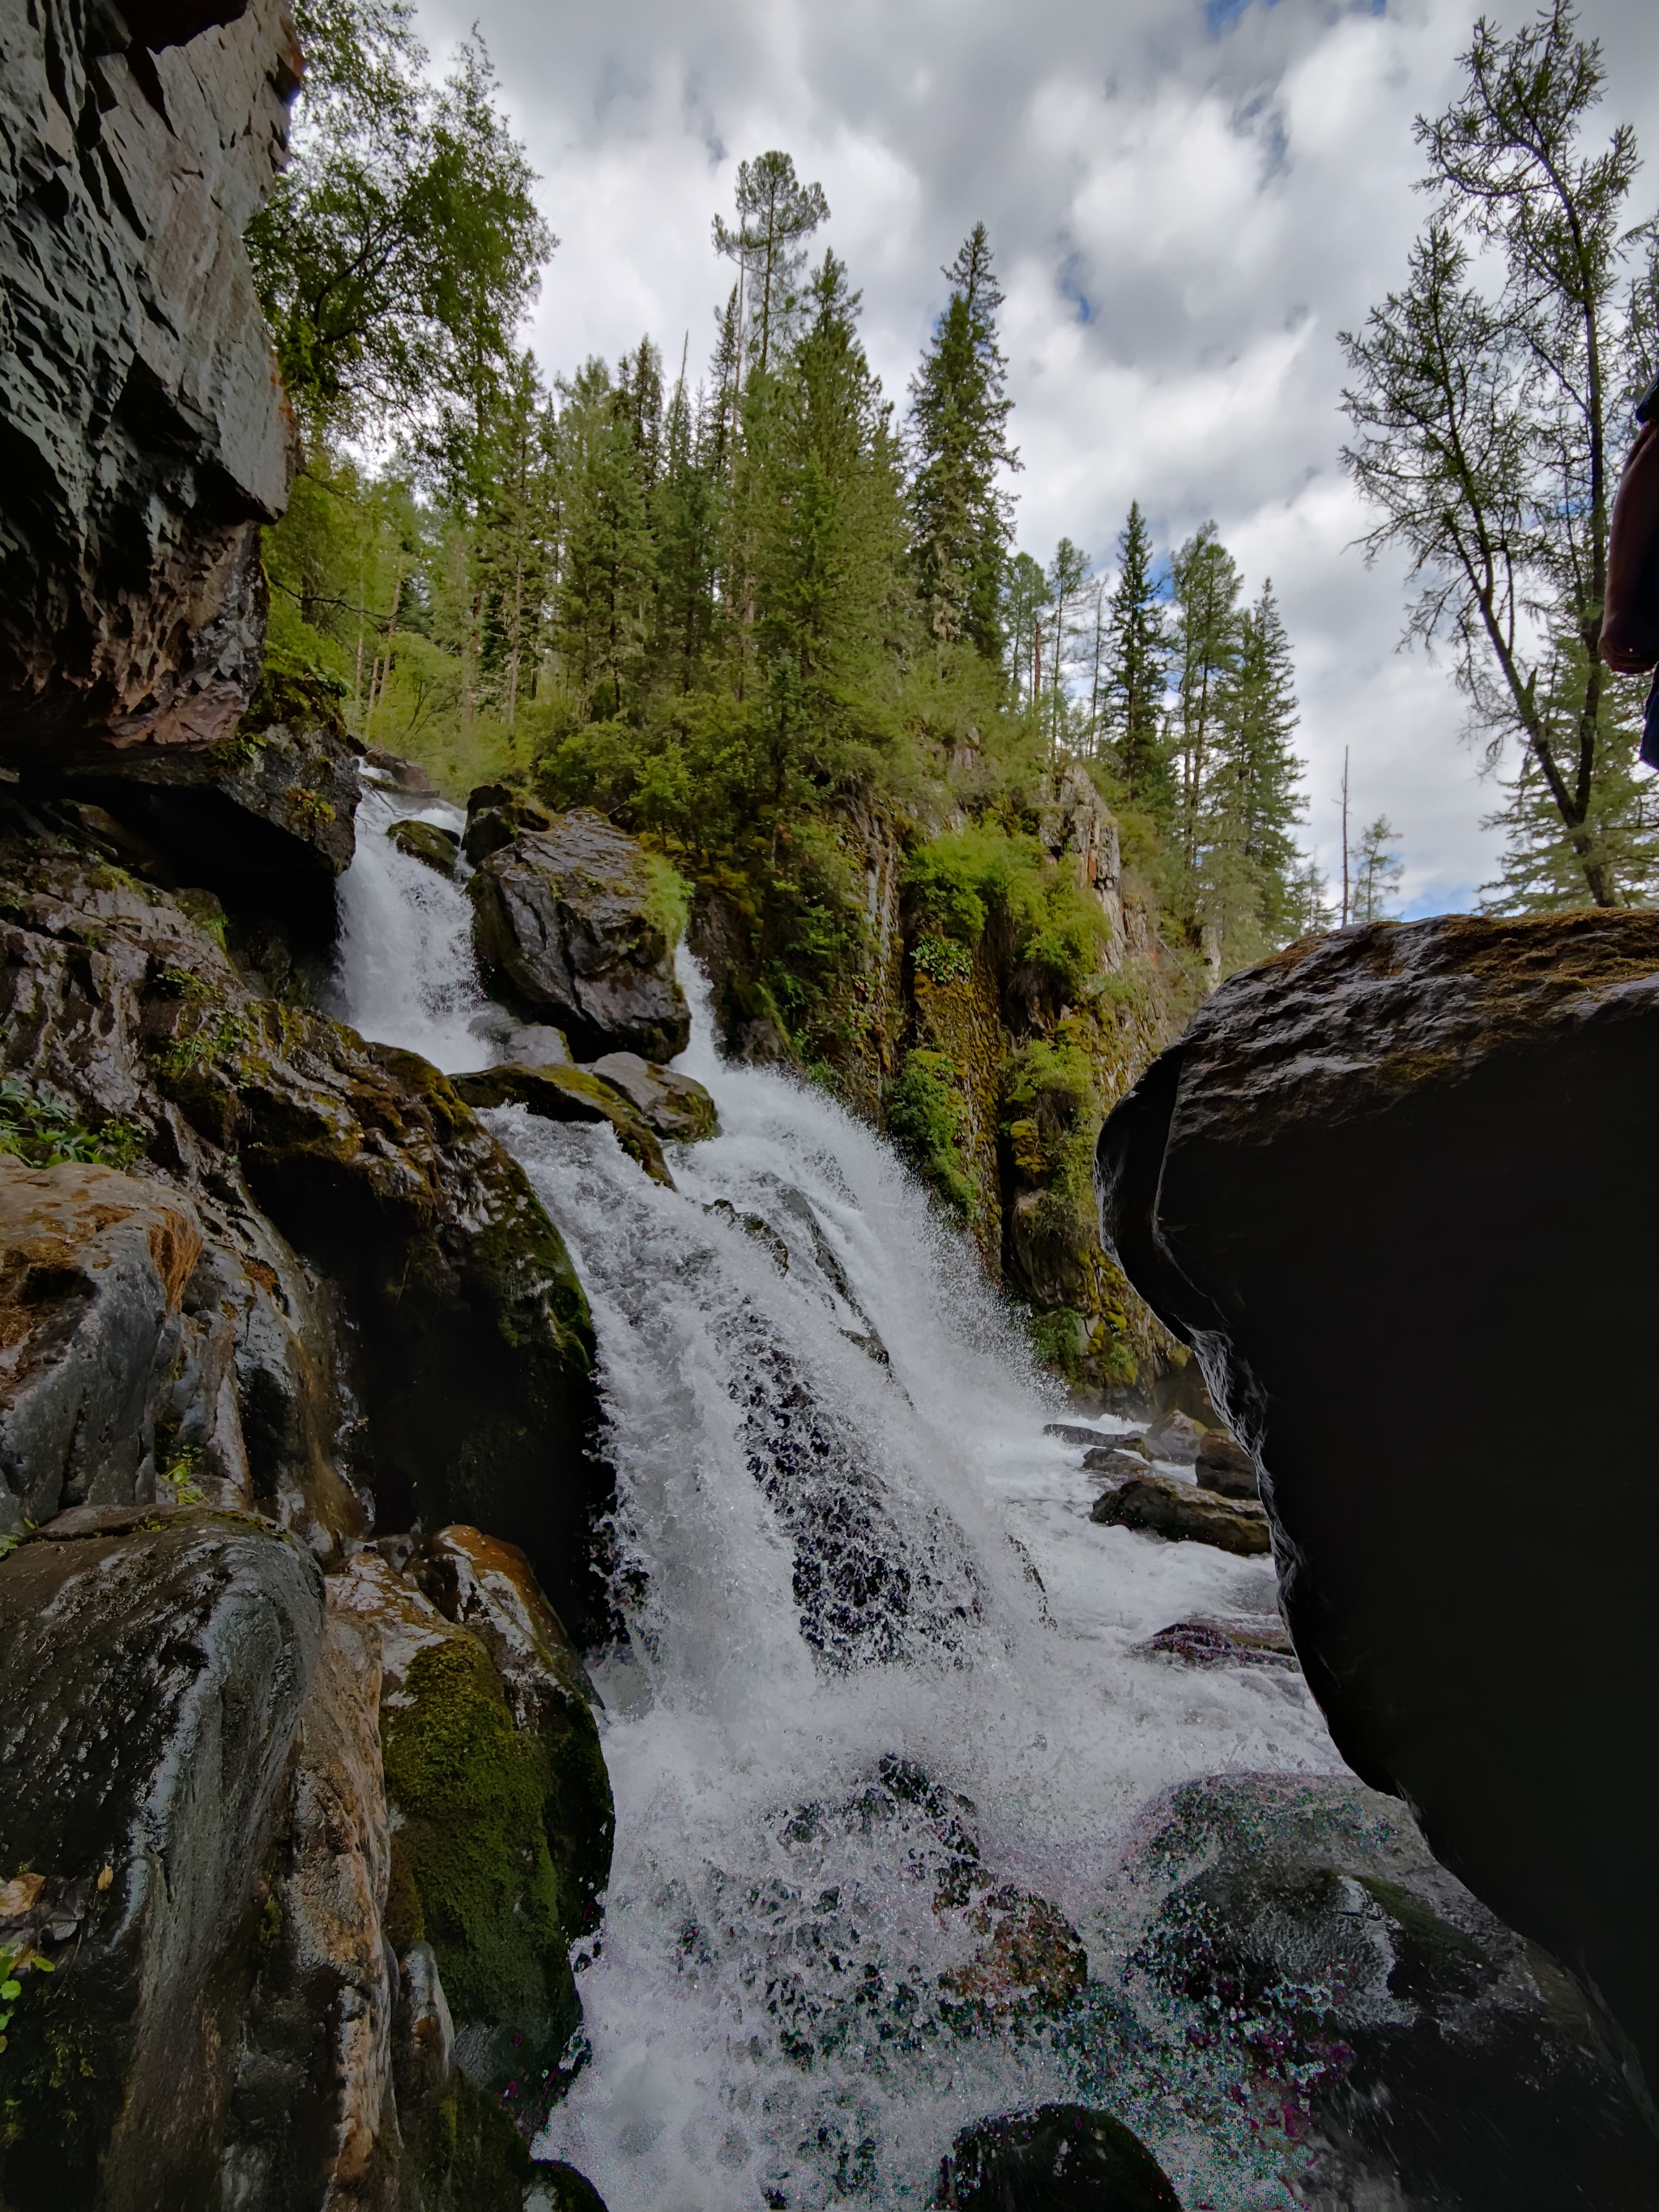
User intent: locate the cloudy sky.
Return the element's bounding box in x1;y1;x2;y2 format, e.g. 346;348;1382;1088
414;0;1659;914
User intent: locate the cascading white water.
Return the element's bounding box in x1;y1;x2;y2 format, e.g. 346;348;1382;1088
334;803;1347;2210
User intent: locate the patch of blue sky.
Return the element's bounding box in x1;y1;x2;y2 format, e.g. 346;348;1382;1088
1400;880;1478;920
1206;0;1382;32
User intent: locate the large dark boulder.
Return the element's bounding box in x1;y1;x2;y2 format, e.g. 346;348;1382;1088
1124;1774;1659;2208
936;2104;1180;2210
1096;910;1659;2089
469;810;690;1063
0;1507;324;2211
0;0;299;762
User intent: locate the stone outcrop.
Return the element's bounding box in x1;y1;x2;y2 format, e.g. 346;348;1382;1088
1097;910;1659;2090
935;2104;1180;2211
1122;1774;1659;2206
0;1507;324;2210
1090;1471;1270;1555
586;1050;718;1142
454;1060;674;1189
469;808;691;1063
0;0;300;763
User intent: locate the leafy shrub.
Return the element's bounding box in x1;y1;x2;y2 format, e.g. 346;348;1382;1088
887;1050;977;1219
903;824;1111;1004
0;1080;144;1172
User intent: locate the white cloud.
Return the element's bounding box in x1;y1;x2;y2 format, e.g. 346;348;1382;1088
416;0;1659;913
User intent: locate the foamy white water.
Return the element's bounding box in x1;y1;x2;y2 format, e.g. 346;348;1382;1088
333;812;1347;2210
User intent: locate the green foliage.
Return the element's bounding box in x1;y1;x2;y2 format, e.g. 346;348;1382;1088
886;1050;978;1218
1001;1034;1098;1234
903;825;1112;1005
0;1080;143;1172
639;853;693;947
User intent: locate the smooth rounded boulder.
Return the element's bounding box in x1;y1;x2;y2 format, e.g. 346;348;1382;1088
1096;910;1659;2091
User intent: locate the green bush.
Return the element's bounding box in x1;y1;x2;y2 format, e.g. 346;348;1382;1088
887;1049;977;1219
903;824;1111;1004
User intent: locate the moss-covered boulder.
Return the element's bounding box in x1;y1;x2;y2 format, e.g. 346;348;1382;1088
337;1541;612;2138
453;1061;672;1188
390;816;460;875
469;811;690;1063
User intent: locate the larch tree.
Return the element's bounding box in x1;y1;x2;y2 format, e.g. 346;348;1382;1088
1340;1;1658;910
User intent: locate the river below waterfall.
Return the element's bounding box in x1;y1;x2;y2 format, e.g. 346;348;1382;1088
334;789;1348;2211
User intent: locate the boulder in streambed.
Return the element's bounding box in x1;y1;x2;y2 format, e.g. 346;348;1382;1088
1143;1408;1206;1463
1122;1772;1659;2207
468;810;690;1062
1096;907;1659;2089
586;1050;719;1142
453;1061;673;1187
936;2104;1181;2210
1083;1446;1159;1485
1090;1473;1270;1556
1139;1610;1297;1669
1194;1426;1255;1498
390;816;460;874
0;1508;323;2210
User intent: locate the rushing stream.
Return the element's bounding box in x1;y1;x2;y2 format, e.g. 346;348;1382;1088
334;787;1348;2210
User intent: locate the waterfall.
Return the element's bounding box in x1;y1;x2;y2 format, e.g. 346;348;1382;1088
335;799;1346;2210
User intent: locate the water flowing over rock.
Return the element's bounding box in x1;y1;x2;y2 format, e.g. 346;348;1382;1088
1096;909;1659;2092
469;809;691;1063
0;0;299;761
936;2104;1181;2211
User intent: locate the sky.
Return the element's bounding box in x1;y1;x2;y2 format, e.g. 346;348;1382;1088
413;0;1659;915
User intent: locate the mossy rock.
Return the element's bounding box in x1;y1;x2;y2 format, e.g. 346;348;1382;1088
382;1636;580;2125
390;817;460;875
453;1063;672;1187
399;2065;534;2211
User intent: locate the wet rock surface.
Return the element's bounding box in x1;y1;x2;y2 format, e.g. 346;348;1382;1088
469;808;691;1062
454;1059;673;1188
0;0;299;761
936;2103;1182;2210
390;816;460;875
586;1049;719;1142
0;1508;323;2209
1097;909;1659;2084
1139;1610;1298;1669
1090;1472;1271;1555
1123;1773;1659;2210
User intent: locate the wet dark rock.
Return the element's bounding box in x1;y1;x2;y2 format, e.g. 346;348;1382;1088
1096;909;1659;2087
461;783;553;867
1140;1611;1298;1669
389;816;459;875
0;0;299;765
1143;1408;1205;1463
1044;1421;1111;1447
365;748;437;795
1090;1473;1270;1556
0;843;608;1622
1124;1772;1659;2210
454;1060;672;1188
936;2103;1181;2210
1083;1446;1160;1485
527;2165;610;2212
0;1509;323;2210
1195;1426;1255;1498
0;1158;203;1532
52;689;362;948
470;810;690;1063
586;1049;719;1142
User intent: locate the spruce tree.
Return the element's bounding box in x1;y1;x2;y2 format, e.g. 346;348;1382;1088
1170;524;1244;878
1200;580;1306;962
552;358;655;712
1101;503;1174;815
1043;538;1090;760
1350;816;1404;923
908;224;1019;663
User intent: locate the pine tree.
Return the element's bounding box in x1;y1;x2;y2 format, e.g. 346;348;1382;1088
1169;524;1243;878
908;224;1019;663
1102;501;1174;815
552;358;655;712
1350;816;1404;923
1200;580;1306;960
712;152;830;380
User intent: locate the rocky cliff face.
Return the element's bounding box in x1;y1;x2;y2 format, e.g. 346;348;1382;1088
0;0;299;762
0;6;623;2202
1097;910;1659;2096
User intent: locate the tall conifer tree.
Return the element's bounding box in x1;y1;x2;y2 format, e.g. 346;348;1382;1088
908;224;1019;663
1102;501;1173;815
